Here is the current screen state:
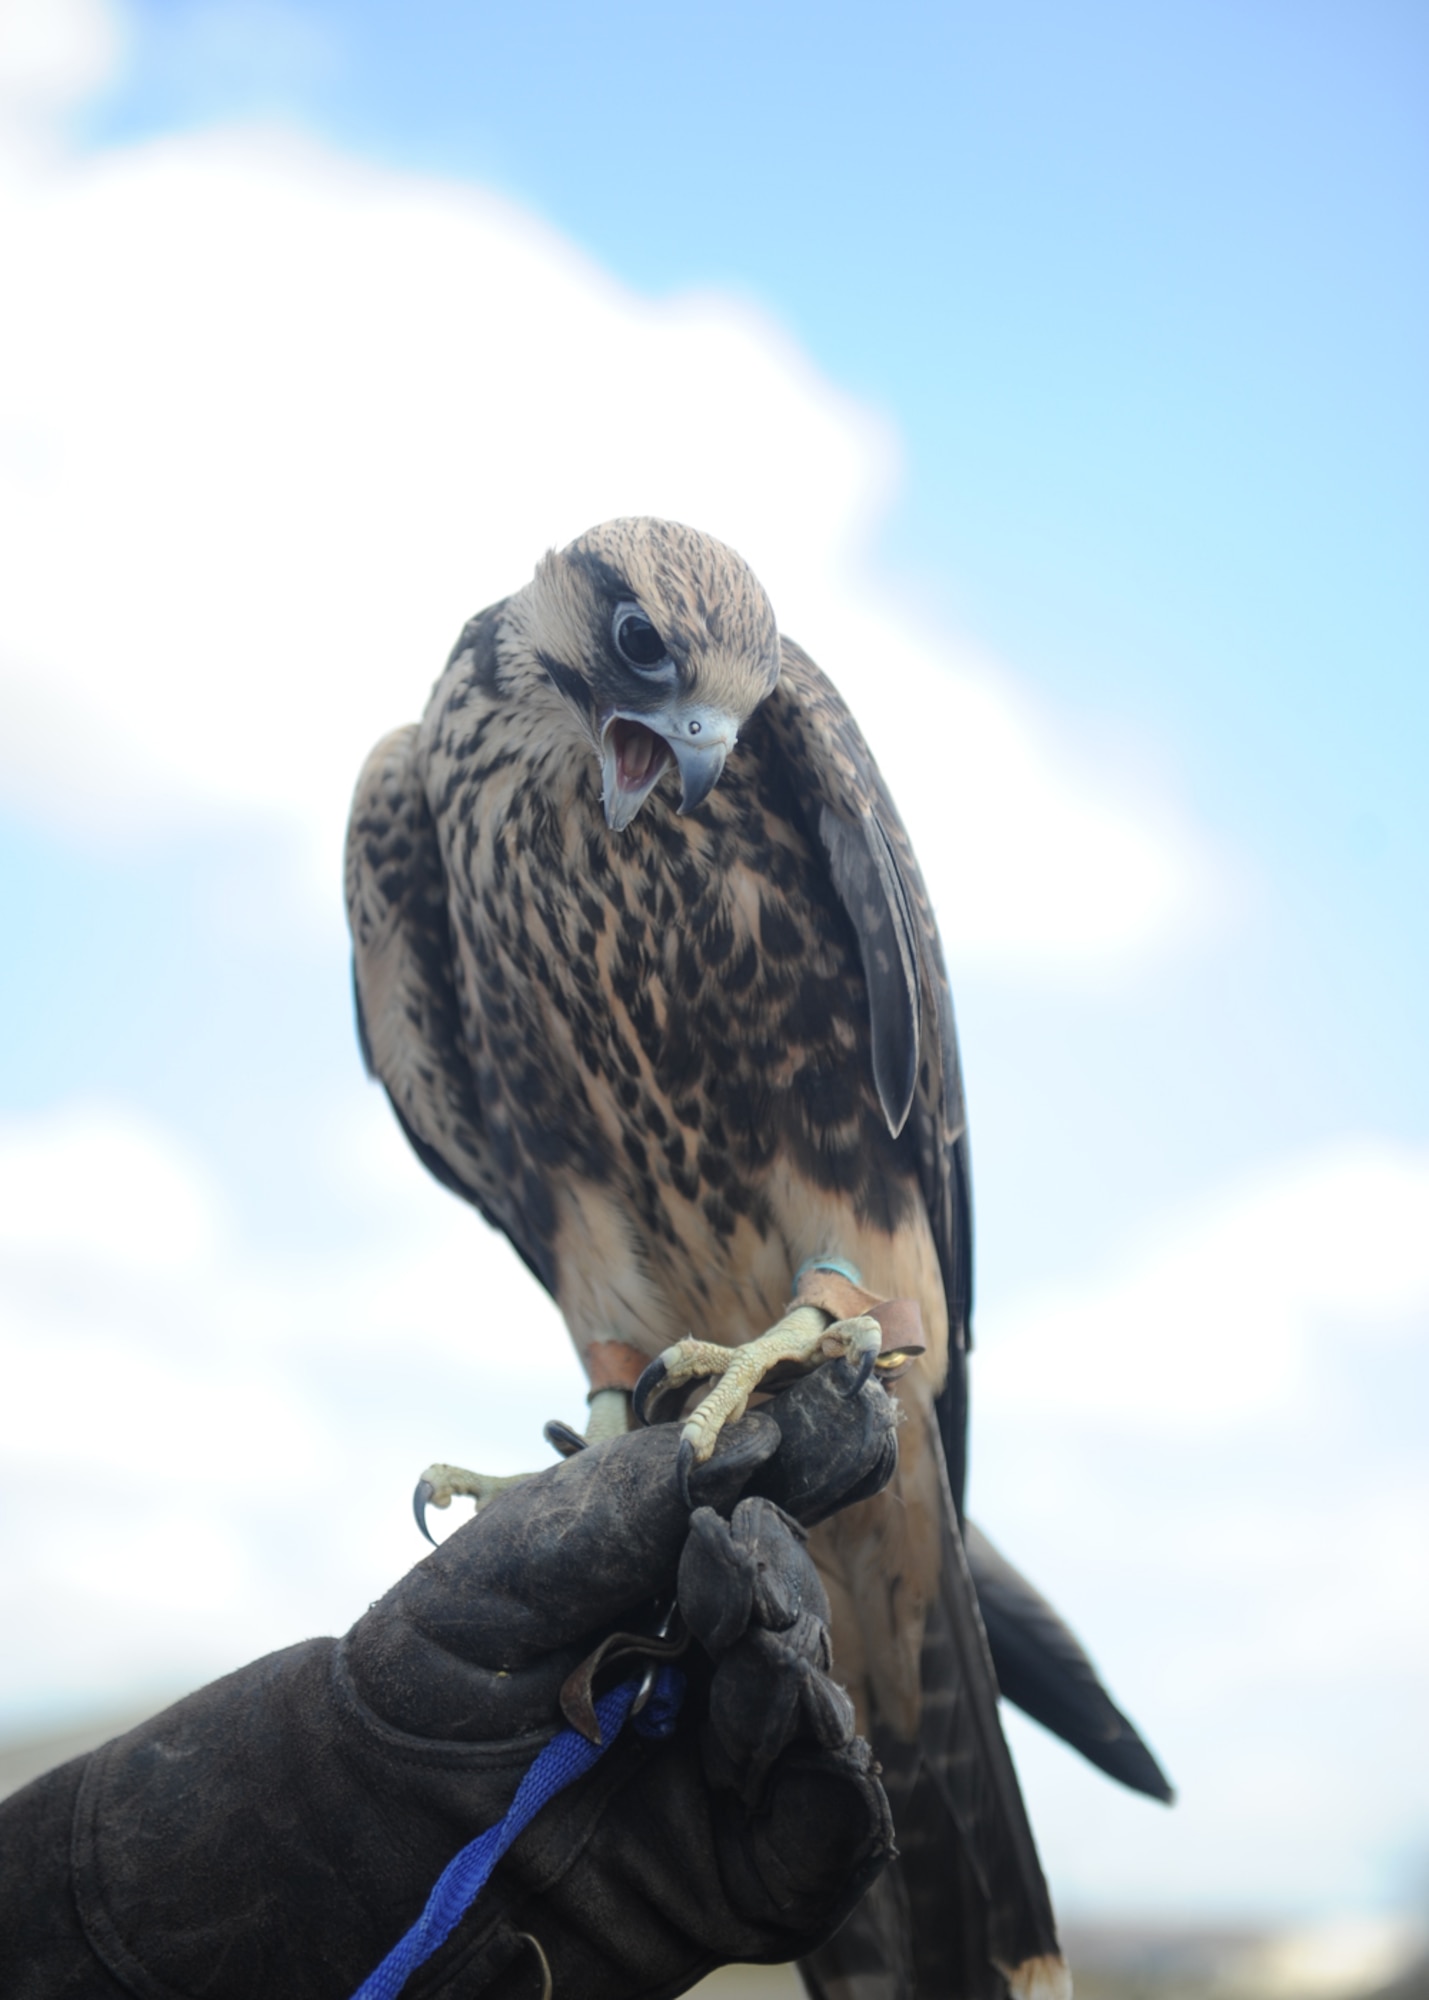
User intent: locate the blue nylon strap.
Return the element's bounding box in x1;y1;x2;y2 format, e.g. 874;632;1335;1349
349;1665;685;2000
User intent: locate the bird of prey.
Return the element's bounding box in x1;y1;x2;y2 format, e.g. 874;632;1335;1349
346;518;1171;2000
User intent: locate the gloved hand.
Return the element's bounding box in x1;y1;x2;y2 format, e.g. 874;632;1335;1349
2;1364;897;2000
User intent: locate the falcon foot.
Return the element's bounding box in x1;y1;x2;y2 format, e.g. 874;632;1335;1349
412;1387;633;1544
633;1305;883;1505
412;1463;535;1544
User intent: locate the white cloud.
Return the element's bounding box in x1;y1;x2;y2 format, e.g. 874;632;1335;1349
0;0;123;161
0;1096;588;1722
977;1139;1429;1429
969;1143;1429;1919
0;1101;224;1270
0;105;1212;976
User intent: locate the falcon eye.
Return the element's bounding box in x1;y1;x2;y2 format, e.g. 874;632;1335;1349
612;602;671;673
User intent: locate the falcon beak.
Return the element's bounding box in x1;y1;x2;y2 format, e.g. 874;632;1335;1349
600;707;737;830
669;733;729;816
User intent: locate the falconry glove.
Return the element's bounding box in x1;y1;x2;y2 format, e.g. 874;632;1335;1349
0;1364;896;2000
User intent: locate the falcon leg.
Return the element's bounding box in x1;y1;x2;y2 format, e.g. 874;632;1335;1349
584;1387;634;1442
633;1307;883;1502
411;1390;635;1544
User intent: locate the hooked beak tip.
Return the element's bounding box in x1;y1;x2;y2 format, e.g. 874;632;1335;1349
672;739;729;816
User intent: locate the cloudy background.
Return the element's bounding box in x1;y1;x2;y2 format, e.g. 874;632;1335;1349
2;0;1426;1944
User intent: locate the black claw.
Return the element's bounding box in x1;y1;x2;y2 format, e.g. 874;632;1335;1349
841;1348;878;1397
632;1356;669;1427
412;1478;439;1546
543;1420;587;1458
675;1436;696;1509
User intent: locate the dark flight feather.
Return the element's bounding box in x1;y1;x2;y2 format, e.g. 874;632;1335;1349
816;804;921;1138
967;1524;1174;1804
799;1428;1066;2000
761;639;977;1512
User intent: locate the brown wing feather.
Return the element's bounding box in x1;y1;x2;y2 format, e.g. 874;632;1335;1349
345;719;554;1291
761;644;1066;1997
761;638;974;1495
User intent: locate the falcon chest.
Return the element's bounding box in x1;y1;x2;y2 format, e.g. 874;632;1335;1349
426;693;919;1349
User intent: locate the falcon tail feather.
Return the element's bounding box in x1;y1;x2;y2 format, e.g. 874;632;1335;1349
967;1522;1175;1805
799;1411;1068;2000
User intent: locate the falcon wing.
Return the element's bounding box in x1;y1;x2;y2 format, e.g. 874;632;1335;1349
762;642;1066;1988
345;714;554;1293
770;639;1176;1985
760;638;974;1499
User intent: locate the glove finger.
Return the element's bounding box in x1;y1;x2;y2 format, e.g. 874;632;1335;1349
746;1364;899;1526
737;1497;831;1634
714;1742;895;1945
708;1622;855;1797
685;1498;838;1796
678;1506;756;1659
679;1497;830;1661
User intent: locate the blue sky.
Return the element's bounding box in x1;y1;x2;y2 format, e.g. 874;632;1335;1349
2;0;1427;1937
75;0;1429;1243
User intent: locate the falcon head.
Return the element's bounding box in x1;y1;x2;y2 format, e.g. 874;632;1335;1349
512;518;781;831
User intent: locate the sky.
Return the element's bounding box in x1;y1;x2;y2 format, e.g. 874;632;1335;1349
1;0;1427;1935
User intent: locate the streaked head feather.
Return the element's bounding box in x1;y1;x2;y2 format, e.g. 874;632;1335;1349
507;516;780;739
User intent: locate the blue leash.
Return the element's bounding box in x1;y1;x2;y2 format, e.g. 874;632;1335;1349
349;1665;686;2000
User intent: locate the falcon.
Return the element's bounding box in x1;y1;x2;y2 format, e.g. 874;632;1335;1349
345;518;1170;2000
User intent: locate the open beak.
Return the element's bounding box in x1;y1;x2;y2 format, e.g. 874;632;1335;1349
600;708;735;831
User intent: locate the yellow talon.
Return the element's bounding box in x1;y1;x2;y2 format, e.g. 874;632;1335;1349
411;1391;637;1543
649;1308;883;1466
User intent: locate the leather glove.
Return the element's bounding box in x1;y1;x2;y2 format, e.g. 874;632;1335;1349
1;1364;897;2000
